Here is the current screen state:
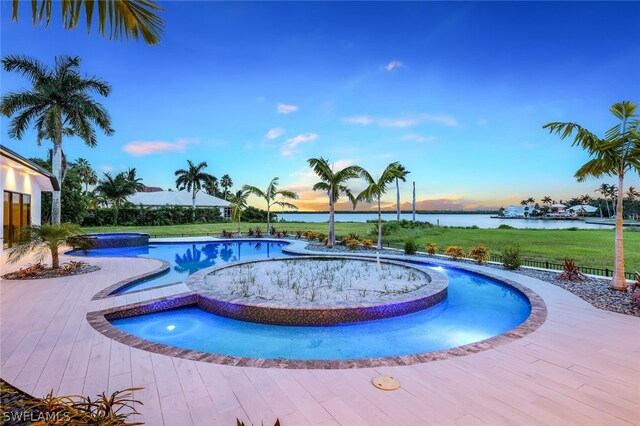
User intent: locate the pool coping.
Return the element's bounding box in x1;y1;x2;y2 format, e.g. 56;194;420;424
85;248;547;369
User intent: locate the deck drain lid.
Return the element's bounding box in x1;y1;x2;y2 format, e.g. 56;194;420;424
372;375;400;391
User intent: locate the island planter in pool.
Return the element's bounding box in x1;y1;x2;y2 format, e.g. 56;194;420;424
69;232;150;249
185;256;449;325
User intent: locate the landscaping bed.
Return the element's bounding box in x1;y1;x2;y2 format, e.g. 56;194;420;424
2;262;100;280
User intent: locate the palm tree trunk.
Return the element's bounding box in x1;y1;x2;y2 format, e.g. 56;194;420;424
51;141;63;224
266;203;271;236
377;196;382;250
192;189;196;221
605;198;611;218
611;173;627;291
396;178;401;221
328;193;335;248
51;246;59;269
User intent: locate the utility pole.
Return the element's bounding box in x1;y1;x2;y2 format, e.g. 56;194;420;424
412;181;416;222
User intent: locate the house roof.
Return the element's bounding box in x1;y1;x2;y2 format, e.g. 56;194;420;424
0;144;60;191
567;205;598;213
127;190;231;208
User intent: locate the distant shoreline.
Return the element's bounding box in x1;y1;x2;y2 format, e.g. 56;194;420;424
280;210;499;215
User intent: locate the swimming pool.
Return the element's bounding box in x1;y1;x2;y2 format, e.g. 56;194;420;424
109;267;533;360
71;240;290;293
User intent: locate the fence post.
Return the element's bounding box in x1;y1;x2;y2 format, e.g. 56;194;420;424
605;268;610;276
545;261;549;269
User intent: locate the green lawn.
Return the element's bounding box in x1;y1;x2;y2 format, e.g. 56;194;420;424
82;222;640;272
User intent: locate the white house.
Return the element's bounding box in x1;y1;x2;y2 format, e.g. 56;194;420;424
503;205;536;217
127;190;232;219
1;145;59;248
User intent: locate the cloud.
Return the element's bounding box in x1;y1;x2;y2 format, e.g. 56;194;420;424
265;127;285;140
100;164;114;172
342;115;373;125
385;60;403;71
277;103;298;114
400;134;437;143
281;133;318;157
379;113;458;128
123;139;196;156
343;113;458;128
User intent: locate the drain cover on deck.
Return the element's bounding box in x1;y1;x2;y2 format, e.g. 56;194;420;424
372;375;400;391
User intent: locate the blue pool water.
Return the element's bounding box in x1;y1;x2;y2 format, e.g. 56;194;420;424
111;268;531;360
71;241;290;293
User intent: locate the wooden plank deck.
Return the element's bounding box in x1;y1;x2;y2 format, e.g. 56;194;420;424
1;252;639;425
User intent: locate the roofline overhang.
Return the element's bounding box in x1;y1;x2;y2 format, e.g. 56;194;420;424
0;144;60;191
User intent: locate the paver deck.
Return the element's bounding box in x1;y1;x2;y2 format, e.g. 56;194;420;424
1;246;639;425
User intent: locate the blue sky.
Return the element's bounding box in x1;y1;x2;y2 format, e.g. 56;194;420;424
2;1;639;211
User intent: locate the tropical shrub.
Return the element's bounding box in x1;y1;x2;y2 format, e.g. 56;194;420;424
501;245;522;270
362;239;373;248
497;224;514;230
444;246;465;260
557;258;585;281
424;242;438;255
346;239;359;250
295;230;303;239
404;239;418;255
7;223;93;269
19;387;143;425
469;243;490;264
254;228;263;238
316;232;327;242
82;205;223;227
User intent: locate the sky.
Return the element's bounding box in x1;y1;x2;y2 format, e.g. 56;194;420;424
1;1;639;211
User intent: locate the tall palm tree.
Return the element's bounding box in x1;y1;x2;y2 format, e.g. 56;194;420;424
393;163;410;221
228;189;251;236
243;177;298;236
356;162;404;249
96;171;138;225
541;195;552;206
174;160;215;220
308;157;362;248
220;174;233;200
1;55;114;224
11;0;164;45
544;100;640;291
75;158;98;193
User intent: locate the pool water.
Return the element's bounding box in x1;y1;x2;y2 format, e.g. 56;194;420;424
111;268;531;360
72;241;290;293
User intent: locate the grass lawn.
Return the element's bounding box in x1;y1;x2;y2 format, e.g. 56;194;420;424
82;222;640;272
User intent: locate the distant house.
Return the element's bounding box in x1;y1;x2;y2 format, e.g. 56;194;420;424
503;205;538;218
546;203;575;218
1;145;59;248
567;205;598;217
127;190;232;219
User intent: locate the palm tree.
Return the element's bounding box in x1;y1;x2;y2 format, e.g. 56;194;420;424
75;158;98;193
228;189;251;236
7;223;92;269
1;55;114;224
11;0;164;45
243;177;298;236
96;171;139;225
220;174;233;200
393;163;410;221
204;176;220;198
356;163;404;249
544;100;640;291
541;195;552;206
595;183;612;217
174;160;215;220
308;157;362;248
608;185;619;216
124;167;145;192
